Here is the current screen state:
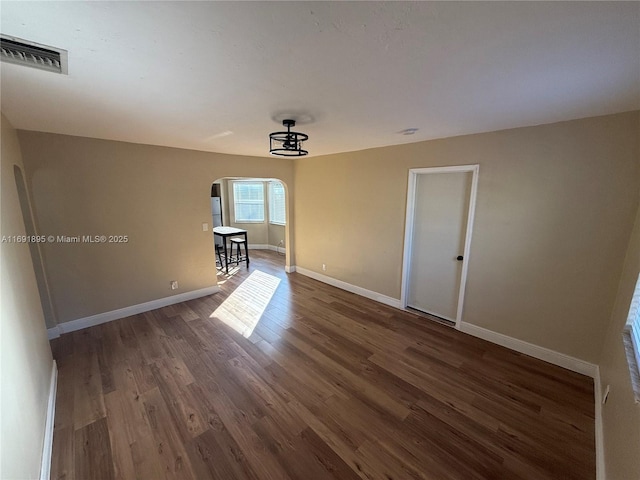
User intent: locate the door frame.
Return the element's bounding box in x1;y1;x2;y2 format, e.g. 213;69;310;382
400;165;479;329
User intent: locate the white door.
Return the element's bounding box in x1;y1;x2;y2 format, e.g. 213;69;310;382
407;171;472;322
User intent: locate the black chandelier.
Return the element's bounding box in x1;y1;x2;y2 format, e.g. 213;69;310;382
269;119;308;157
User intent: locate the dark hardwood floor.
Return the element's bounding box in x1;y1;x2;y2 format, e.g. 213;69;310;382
50;250;595;480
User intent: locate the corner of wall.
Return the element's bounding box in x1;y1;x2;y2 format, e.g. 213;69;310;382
596;130;640;479
1;112;55;480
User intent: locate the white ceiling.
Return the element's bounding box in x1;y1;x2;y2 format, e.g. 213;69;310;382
1;1;639;158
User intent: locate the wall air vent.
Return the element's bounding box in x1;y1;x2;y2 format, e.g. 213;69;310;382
0;35;67;74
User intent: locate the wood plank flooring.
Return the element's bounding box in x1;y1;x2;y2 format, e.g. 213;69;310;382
50;250;595;480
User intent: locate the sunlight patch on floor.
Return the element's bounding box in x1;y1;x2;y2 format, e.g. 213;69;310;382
210;269;281;337
215;264;243;284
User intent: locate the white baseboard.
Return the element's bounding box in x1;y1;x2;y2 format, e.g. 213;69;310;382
594;366;605;480
457;322;604;476
247;243;270;250
40;360;57;480
269;245;287;254
290;266;604;476
47;285;220;338
246;244;286;253
294;266;401;309
290;268;598;378
459;322;598;378
285;265;296;274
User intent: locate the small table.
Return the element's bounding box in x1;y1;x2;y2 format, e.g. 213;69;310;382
213;226;249;273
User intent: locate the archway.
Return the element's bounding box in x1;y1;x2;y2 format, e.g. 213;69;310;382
210;176;292;275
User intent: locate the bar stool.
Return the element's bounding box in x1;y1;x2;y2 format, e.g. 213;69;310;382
214;244;224;269
229;237;249;267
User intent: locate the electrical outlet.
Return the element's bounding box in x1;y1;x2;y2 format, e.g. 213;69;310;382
202;222;208;231
170;280;178;290
322;263;327;271
279;239;284;246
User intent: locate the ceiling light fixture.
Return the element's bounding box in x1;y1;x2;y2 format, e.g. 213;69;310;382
269;119;308;157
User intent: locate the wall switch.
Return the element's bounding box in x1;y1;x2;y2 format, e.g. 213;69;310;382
322;263;327;271
170;280;178;290
202;223;208;231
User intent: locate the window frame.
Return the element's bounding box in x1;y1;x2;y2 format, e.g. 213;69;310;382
268;181;286;226
623;273;640;404
232;181;265;224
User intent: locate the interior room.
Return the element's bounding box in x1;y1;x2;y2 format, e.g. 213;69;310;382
1;2;639;479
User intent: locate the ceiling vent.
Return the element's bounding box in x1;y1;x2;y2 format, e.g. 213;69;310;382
0;35;67;74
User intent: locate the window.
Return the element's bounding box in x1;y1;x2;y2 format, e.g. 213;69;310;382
233;182;264;223
623;273;640;403
268;181;286;225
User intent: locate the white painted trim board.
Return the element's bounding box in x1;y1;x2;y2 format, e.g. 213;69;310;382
40;360;57;480
461;323;603;477
47;285;220;339
294;266;605;476
594;367;605;480
296;264;604;478
459;322;598;378
294;267;401;309
400;164;480;329
230;243;286;252
293;266;599;377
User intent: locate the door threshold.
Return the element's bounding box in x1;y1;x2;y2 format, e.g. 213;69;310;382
405;306;455;327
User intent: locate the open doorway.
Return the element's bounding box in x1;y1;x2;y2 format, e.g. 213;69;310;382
210;177;290;278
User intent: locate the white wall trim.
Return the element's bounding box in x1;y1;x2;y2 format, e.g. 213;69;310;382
594;366;606;480
295;266;401;309
267;244;287;254
293;267;599;377
295;265;604;476
244;243;287;253
40;360;57;480
400;165;480;329
47;285;220;338
459;322;598;377
284;265;296;273
294;264;605;478
247;243;269;250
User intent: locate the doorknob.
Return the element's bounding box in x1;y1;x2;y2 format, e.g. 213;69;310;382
456;255;464;261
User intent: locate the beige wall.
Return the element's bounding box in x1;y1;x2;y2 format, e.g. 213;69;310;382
598;165;640;475
269;222;286;249
294;111;640;363
1;114;54;479
18;132;294;324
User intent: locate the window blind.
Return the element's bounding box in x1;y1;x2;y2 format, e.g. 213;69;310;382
269;182;286;225
623;274;640;403
233;182;265;222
